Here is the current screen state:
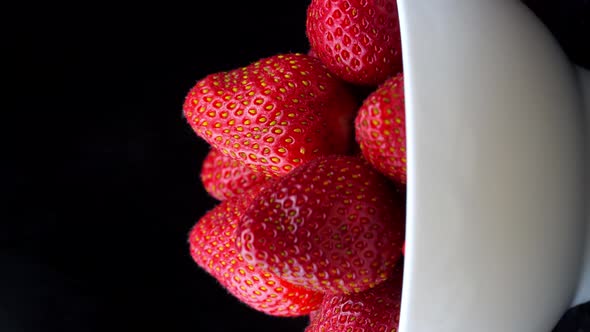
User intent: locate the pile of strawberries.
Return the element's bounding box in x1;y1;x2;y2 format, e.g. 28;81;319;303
183;0;407;330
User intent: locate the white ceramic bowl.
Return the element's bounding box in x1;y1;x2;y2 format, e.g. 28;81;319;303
397;0;590;331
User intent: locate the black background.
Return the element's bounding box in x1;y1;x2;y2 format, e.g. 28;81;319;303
1;1;589;331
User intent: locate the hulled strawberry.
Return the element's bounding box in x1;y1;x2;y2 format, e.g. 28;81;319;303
305;261;403;332
306;0;403;86
238;155;405;295
183;53;358;177
200;148;271;201
355;72;406;185
188;189;323;316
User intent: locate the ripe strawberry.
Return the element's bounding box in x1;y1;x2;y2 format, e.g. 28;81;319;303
200;148;272;201
238;155;405;295
306;0;403;86
188;189;323;316
309;309;320;323
305;261;403;332
183;53;358;177
355;72;406;185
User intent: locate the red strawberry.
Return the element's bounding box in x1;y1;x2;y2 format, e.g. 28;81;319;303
355;72;406;185
238;155;405;295
188;189;323;316
309;309;320;323
305;261;403;332
200;148;272;201
306;0;403;86
183;53;358;177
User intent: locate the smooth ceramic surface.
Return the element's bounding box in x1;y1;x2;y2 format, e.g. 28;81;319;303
397;0;588;331
573;65;590;306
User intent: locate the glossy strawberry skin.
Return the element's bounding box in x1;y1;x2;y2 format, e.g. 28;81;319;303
355;73;406;185
183;53;358;177
188;190;323;316
238;155;405;295
200;148;271;201
305;261;403;332
306;0;403;86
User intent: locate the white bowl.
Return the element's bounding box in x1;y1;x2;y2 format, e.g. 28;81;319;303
398;0;590;331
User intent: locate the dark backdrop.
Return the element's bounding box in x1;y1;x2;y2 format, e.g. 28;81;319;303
1;1;588;332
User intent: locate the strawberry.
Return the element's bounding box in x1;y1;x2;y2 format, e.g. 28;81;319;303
183;53;358;177
355;72;406;185
200;147;272;201
305;261;403;332
188;188;323;316
306;0;403;86
237;155;405;295
309;309;320;323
